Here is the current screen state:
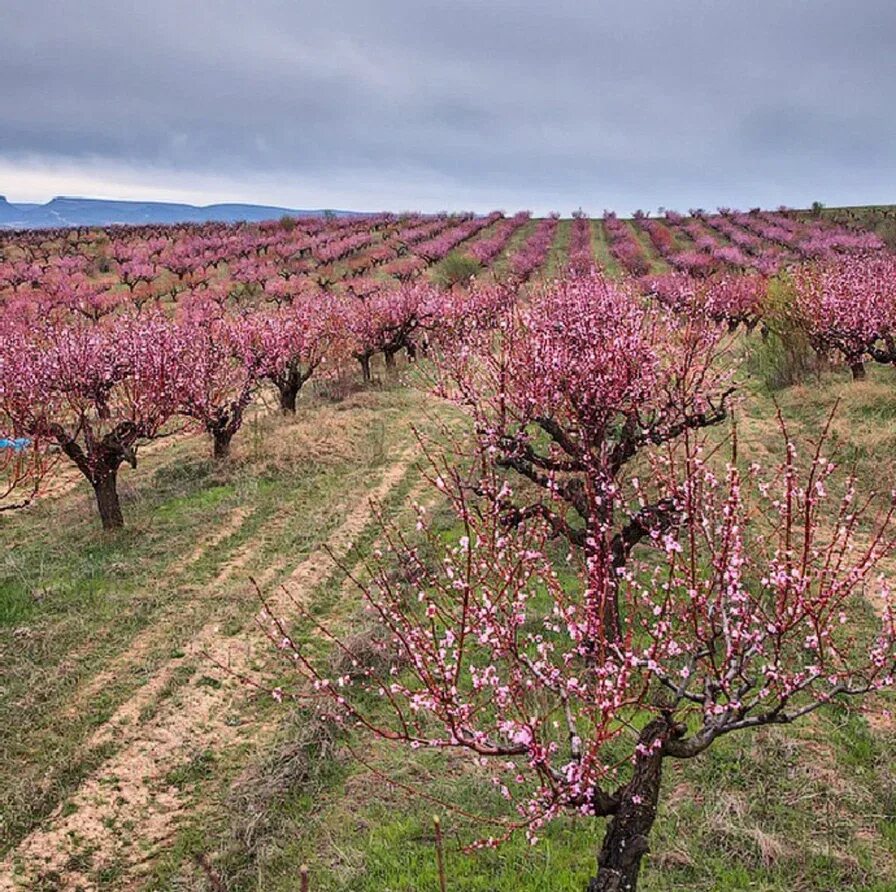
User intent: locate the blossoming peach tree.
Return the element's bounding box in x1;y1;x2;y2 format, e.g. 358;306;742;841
264;276;896;890
0;312;186;528
274;428;896;891
435;274;734;642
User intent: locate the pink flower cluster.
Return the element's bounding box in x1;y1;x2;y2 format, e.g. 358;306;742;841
602;212;651;276
507;215;560;280
567;214;597;275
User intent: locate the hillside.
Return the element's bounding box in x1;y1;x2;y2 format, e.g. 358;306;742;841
1;210;895;891
0;195;360;229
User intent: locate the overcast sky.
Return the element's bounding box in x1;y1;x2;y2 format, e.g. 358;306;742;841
2;0;895;214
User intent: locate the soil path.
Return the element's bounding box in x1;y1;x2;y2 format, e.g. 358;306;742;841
0;448;418;891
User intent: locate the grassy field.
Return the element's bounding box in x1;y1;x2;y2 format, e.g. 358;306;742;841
817;205;896;252
0;377;446;889
2;312;896;890
154;360;896;892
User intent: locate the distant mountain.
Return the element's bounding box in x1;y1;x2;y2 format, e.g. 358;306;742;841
0;195;361;229
0;196;28;228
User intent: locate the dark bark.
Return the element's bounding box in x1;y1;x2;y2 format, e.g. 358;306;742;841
358;353;372;382
586;497;677;645
273;366;305;414
212;427;234;461
384;347;398;370
206;401;249;461
92;469;124;530
596;575;622;646
850;359;866;381
278;383;299;414
609;499;677;571
588;719;671;892
52;421;137;530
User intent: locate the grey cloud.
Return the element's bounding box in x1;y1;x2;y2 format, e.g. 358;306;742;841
2;0;896;212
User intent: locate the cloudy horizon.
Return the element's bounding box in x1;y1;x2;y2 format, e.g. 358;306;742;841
3;0;895;215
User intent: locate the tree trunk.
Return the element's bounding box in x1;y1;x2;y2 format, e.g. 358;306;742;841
850;359;866;381
358;354;372;383
587;517;625;646
384;348;398;371
92;469;124;531
588;720;667;892
212;428;233;461
278;381;299;414
270;364;309;415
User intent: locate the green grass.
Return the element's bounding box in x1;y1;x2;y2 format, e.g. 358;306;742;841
542;219;572;279
592;220;620;277
0;384;435;859
149;350;896;892
169;673;895;891
5;341;896;891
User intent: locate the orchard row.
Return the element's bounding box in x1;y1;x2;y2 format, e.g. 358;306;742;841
3;241;895;528
0;210;559;320
2;209;896;890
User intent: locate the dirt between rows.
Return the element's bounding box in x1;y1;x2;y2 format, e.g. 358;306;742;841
0;447;418;892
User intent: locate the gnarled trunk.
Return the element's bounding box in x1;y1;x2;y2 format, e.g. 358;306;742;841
358;353;372;383
272;364;309;415
850;359;866;381
53;424;133;530
92;467;124;531
278;383;299;414
207;404;246;461
212;428;234;461
588;719;667;892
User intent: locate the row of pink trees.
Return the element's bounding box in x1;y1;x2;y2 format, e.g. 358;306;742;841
507;215;560;280
0;284;436;528
602;212;651;276
345;283;433;381
467;212;531;265
642;251;896;369
0;273;539;529
698;213;784;274
274;270;896;891
1;212;510;322
568;213;597;275
414;213;503;263
637;216;677;260
641;271;767;332
738;209;884;258
792;253;896;379
10;248;894;531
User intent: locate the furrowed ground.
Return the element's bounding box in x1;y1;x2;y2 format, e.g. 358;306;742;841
3;351;896;892
0;380;443;889
2;207;896;891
